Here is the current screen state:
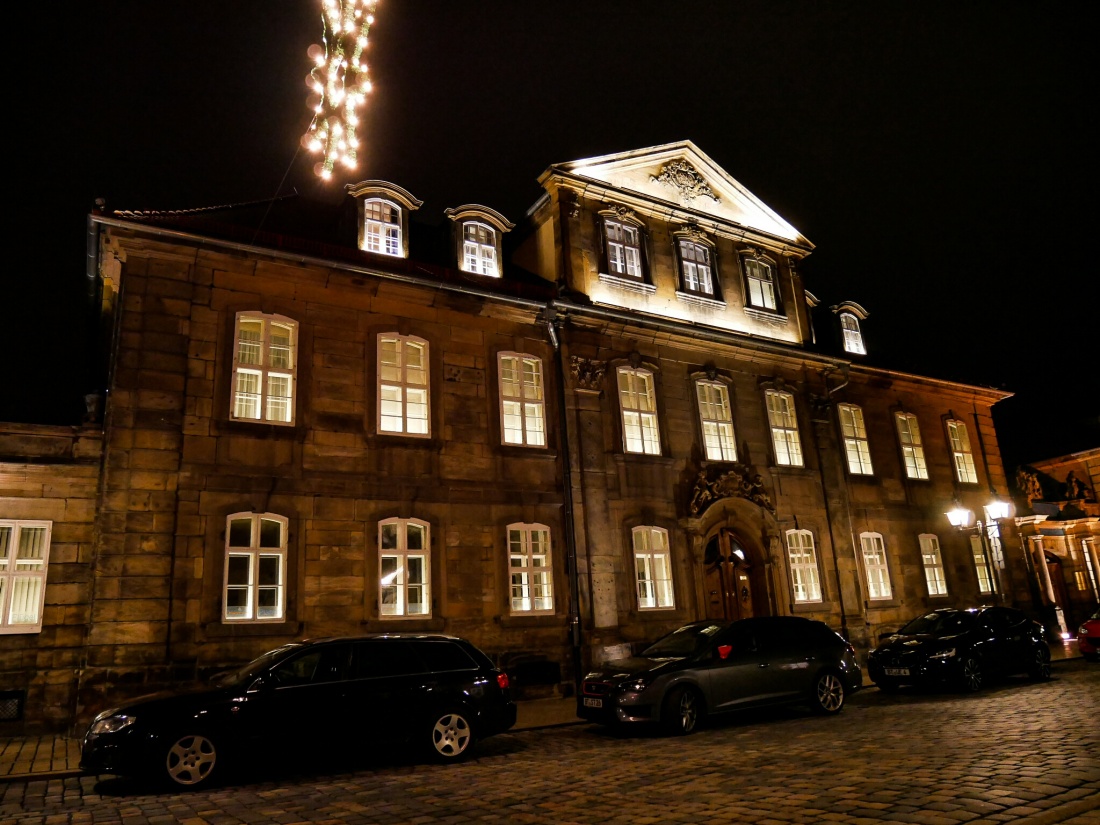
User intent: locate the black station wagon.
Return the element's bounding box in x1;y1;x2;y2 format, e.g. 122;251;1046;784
81;634;516;788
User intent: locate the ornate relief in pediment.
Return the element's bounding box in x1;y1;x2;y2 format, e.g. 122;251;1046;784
651;161;720;204
690;464;774;516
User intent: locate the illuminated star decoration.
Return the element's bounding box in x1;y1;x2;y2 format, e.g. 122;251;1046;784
302;0;378;180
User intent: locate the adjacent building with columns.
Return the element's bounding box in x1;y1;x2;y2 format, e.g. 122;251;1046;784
4;141;1079;732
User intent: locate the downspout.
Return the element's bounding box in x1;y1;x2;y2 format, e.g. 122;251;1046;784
814;366;852;641
972;410;1007;602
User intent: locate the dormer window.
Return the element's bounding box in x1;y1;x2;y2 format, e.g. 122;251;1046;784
445;204;514;278
831;302;869;355
346;180;423;259
743;255;778;311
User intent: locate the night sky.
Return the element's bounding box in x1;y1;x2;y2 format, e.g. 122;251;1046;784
8;1;1095;474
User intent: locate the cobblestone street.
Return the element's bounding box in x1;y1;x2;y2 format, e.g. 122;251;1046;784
4;660;1097;825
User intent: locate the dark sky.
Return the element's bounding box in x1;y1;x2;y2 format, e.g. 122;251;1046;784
8;1;1095;473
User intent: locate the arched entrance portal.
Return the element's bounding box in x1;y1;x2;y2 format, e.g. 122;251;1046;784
703;528;764;621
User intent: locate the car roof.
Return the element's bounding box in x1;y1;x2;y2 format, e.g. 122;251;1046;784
297;633;466;645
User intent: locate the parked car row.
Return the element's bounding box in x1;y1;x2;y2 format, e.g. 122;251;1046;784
81;606;1062;790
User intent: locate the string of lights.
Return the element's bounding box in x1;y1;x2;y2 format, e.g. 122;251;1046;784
302;0;378;180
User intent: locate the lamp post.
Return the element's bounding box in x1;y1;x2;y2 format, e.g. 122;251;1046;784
947;498;1010;604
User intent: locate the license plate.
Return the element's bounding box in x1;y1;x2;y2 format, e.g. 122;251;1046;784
884;667;909;677
583;697;603;708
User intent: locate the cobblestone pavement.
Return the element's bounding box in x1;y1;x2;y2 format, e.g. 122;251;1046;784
3;660;1097;825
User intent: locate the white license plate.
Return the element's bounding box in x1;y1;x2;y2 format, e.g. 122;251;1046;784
884;667;909;677
583;697;603;708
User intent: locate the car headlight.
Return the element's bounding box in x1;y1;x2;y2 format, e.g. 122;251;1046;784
90;714;137;734
1079;626;1089;636
929;648;957;660
621;678;651;693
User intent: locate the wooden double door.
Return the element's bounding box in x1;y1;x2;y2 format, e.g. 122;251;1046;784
704;528;758;621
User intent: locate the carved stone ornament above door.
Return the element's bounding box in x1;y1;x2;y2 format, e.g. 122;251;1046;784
690;464;774;516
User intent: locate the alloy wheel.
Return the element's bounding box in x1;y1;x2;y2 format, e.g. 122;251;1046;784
961;657;983;692
165;734;217;787
431;712;472;759
814;673;845;713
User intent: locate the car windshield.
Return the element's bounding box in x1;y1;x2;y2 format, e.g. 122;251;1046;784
640;623;724;659
210;643;302;687
897;611;975;636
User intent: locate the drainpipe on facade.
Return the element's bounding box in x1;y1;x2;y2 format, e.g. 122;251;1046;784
813;366;852;642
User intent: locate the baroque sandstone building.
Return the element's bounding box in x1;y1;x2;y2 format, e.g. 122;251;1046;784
4;142;1072;732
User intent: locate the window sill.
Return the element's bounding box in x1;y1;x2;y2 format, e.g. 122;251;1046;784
496;613;564;629
361;617;446;632
201;620;302;638
675;290;726;309
598;273;656;295
789;600;825;613
743;306;788;324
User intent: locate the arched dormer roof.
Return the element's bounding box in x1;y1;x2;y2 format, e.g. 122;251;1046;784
443;204;515;233
829;300;869;320
345;180;424;212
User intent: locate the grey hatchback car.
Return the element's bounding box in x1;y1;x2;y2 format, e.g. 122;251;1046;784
578;616;861;735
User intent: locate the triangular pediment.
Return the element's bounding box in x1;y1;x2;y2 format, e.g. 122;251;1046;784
543;140;810;248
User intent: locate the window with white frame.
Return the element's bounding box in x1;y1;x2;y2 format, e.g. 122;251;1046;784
744;257;777;310
232;313;297;424
604;218;644;280
765;389;803;466
508;523;553;613
0;520;51;634
678;239;714;296
498;353;546;447
223;513;286;622
695;380;737;461
860;532;892;600
919;534;948;596
840;313;866;354
970;535;995;594
895;412;929;480
461;221;498;276
378;334;430;436
617;367;660;455
632;526;674;609
363;199;402;257
947;419;978;483
838;403;874;475
785;529;822;603
379;518;430;617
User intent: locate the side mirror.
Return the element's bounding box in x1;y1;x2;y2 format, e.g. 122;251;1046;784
247;674;275;693
717;644;733;660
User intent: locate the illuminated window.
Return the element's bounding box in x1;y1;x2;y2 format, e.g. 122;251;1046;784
498;353;546;447
786;529;822;603
604;218;644;280
633;526;674;609
919;534;948;596
363;199;402;257
677;240;714;296
378;334;430;437
508;524;554;614
840;313;866;354
765;389;803;467
695;380;736;461
231;313;297;425
462;222;498;276
617;367;660;455
744;257;777;311
223;513;286;623
860;532;892;600
838;403;874;475
947;419;978;484
895;413;928;480
0;520;51;634
379;518;430;618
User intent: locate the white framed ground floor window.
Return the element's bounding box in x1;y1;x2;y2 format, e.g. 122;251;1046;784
0;520;51;634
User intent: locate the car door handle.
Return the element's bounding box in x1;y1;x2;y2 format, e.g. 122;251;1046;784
758;663;770;668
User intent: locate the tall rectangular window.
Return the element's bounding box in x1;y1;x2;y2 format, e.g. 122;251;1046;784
0;520;51;634
378;334;430;436
695;380;736;461
840;313;866;354
895;413;928;480
462;222;498;276
632;526;674;609
766;390;803;467
223;513;286;622
947;419;978;483
678;240;714;295
617;367;660;455
232;313;297;424
508;524;554;613
970;535;995;594
364;199;402;257
839;403;874;475
380;518;430;617
786;529;822;603
860;532;892;600
919;534;948;596
498;353;546;447
604;219;643;279
744;258;777;310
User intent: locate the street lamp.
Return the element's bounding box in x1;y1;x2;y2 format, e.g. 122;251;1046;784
945;499;1002;603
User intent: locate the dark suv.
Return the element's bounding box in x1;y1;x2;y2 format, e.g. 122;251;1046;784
81;634;516;788
579;616;861;735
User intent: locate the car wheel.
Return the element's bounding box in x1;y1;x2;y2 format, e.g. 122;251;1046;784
428;710;474;761
1028;646;1052;680
810;671;846;714
960;657;983;692
661;685;702;736
163;732;218;788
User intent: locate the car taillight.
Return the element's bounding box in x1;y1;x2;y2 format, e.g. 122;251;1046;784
497;672;510;690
